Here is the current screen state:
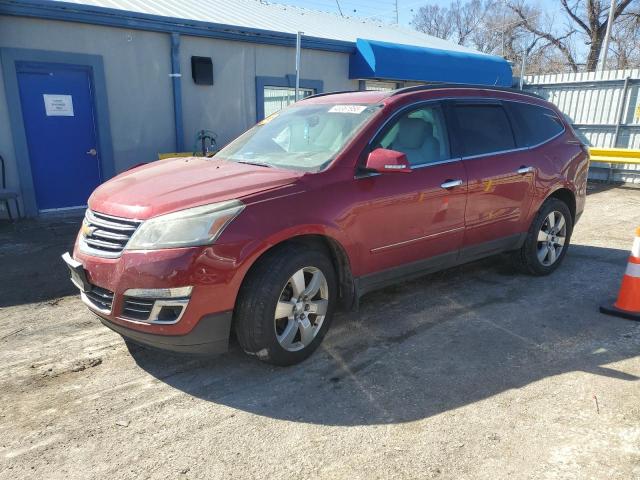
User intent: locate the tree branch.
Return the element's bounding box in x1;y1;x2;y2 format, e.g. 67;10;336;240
560;0;590;33
612;0;634;22
509;3;579;71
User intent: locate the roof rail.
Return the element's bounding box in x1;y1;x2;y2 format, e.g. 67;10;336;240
302;90;359;99
390;83;545;100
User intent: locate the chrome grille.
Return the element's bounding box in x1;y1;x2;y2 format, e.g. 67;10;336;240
122;297;154;321
80;210;142;257
83;286;115;312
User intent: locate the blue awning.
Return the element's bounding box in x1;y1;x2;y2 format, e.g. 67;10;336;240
349;38;513;87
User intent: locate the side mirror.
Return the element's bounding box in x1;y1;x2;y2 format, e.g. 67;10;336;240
365;148;411;174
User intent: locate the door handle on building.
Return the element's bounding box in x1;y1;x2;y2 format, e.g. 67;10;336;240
86;148;97;156
440;179;463;189
517;166;534;174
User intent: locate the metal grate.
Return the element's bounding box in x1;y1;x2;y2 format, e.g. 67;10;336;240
80;210;141;257
122;297;154;321
84;286;115;312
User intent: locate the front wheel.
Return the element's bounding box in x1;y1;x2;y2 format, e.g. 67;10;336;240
234;245;337;366
512;197;573;276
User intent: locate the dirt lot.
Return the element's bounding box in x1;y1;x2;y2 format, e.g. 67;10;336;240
1;185;639;479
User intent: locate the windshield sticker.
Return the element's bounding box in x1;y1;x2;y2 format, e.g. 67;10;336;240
329;105;368;114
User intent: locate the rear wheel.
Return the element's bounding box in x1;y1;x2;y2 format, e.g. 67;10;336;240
512;197;573;276
234;245;337;366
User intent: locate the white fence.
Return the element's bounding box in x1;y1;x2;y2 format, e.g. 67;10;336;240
524;69;640;183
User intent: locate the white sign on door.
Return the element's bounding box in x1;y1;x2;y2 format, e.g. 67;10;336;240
43;94;74;117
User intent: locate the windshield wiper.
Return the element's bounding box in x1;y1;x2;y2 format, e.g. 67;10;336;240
235;160;274;168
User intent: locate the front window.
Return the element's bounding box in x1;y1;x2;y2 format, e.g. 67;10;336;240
216;103;382;172
375;104;451;166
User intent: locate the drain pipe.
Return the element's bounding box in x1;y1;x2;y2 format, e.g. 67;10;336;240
170;33;185;152
295;31;302;102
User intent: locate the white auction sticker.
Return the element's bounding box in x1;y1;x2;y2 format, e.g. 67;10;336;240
43;94;74;117
329;105;367;114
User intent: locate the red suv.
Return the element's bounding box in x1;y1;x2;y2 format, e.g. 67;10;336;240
63;85;589;365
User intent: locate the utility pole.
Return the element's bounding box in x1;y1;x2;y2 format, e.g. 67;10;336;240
599;0;616;72
519;51;527;90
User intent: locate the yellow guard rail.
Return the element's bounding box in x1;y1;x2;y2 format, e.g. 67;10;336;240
589;147;640;165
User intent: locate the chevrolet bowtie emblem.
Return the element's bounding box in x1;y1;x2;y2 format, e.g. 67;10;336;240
81;223;96;237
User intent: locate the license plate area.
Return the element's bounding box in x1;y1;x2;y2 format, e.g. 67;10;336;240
62;252;91;293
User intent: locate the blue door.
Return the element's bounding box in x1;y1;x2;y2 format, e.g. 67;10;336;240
16;63;102;211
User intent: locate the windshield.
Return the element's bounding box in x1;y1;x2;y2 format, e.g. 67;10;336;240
215;103;382;172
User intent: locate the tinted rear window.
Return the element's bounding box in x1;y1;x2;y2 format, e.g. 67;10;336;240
507;102;564;147
453;104;516;157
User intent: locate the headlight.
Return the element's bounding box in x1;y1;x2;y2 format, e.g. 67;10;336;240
126;200;245;250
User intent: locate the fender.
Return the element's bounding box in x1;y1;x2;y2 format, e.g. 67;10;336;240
527;180;578;229
213;220;357;310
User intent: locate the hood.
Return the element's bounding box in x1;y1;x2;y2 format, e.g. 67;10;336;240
89;157;303;219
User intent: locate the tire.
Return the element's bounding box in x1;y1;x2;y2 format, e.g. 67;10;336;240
512;197;573;276
123;338;146;354
234;244;337;366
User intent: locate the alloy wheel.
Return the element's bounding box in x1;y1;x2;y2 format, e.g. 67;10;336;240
274;267;329;352
536;210;567;267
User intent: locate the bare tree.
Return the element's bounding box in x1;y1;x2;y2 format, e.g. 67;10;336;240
411;0;639;74
509;1;579;72
411;0;561;75
411;0;499;50
609;11;640;69
411;4;454;40
451;0;498;46
512;0;635;71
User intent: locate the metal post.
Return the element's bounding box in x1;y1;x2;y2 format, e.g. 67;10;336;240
295;31;302;102
519;51;527;90
600;0;616;72
613;76;630;147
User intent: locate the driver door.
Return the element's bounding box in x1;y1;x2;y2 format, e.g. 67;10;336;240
351;102;468;281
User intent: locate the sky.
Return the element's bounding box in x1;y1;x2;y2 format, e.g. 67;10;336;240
270;0;444;26
270;0;557;28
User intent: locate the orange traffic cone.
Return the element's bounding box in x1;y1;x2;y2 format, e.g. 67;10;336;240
600;227;640;321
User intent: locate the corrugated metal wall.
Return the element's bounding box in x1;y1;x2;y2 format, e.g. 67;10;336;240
524;69;640;183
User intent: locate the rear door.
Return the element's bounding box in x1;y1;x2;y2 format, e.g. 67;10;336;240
448;100;534;259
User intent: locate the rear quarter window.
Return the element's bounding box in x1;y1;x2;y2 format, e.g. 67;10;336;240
506;102;565;147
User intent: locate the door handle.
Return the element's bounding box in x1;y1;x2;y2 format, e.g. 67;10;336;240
440;179;463;189
517;166;534;174
86;148;97;156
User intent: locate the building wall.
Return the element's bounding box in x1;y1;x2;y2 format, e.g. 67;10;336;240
179;36;356;150
0;15;357;214
0;17;176;181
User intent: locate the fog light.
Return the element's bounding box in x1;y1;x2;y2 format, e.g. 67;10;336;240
121;287;192;324
157;305;184;322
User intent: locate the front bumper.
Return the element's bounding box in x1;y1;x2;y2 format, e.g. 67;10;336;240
64;240;244;354
96;310;232;354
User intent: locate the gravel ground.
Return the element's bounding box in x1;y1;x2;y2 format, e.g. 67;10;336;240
1;184;639;479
